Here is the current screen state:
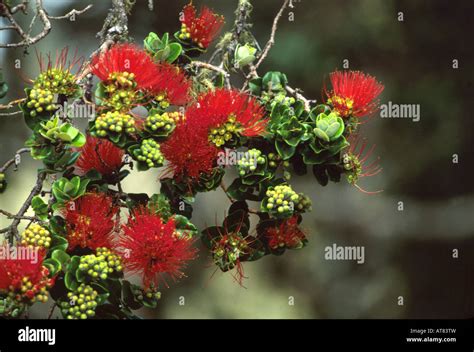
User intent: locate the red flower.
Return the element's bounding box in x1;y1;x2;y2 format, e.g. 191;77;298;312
186;89;267;138
343;135;383;194
325;70;384;119
118;207;197;288
0;249;54;301
91;44;158;92
63;193;119;251
161;89;266;179
180;4;224;49
265;216;306;250
75;135;124;177
90;43;191;104
161;121;220;179
154;62;191;105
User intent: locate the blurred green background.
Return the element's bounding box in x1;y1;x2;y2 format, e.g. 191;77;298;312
1;0;473;318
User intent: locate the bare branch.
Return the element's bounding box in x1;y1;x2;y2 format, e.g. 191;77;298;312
286;85;316;111
0;110;22;116
188;61;231;89
0;148;30;173
0;98;26;110
1;172;46;240
0;1;92;48
0;209;39;222
253;0;289;71
47;4;92;20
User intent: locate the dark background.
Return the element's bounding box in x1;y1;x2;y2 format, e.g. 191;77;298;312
1;0;473;318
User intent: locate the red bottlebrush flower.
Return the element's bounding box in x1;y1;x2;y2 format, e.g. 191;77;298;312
0;249;54;301
153;62;192;105
265;216;306;250
118;207;197;288
325;70;384;119
63;193;119;251
75;135;124;177
180;4;225;49
186;89;267;142
161;89;266;178
343;135;383;194
161;121;220;179
91;43;190;104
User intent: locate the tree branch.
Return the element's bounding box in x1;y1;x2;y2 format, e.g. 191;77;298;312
0;1;92;48
0;148;30;173
0;172;46;240
253;0;289;71
188;61;231;89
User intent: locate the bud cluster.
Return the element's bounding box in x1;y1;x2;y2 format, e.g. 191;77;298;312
94;111;136;137
135;139;165;168
145;111;177;136
208;115;239;147
20;224;51;249
104;72;139;111
34;68;77;96
26;88;57;117
264;184;299;217
60;284;99;320
78;247;123;280
237;149;265;176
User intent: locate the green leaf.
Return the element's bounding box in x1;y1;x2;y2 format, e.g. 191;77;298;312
71;132;86;147
43;258;61;275
249;78;263;96
275;139;296;160
166;43;182;63
56;132;72;142
31;195;48;220
160;32;168;45
51;249;70;267
76;269;86;283
50;235;68;252
122;281;143;310
49;216;66;236
314;128;330;142
64;271;79;291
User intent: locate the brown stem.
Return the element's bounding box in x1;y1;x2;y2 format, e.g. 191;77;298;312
0;148;30;173
1;172;46;240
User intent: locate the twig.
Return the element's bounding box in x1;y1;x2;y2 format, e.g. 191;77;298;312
47;303;57;319
1;172;46;240
96;0;130;44
188;61;231;89
0;148;30;173
47;4;92;20
0;110;22;116
0;1;92;48
0;98;26;110
0;209;39;222
253;0;289;71
220;180;234;203
286;85;315;111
